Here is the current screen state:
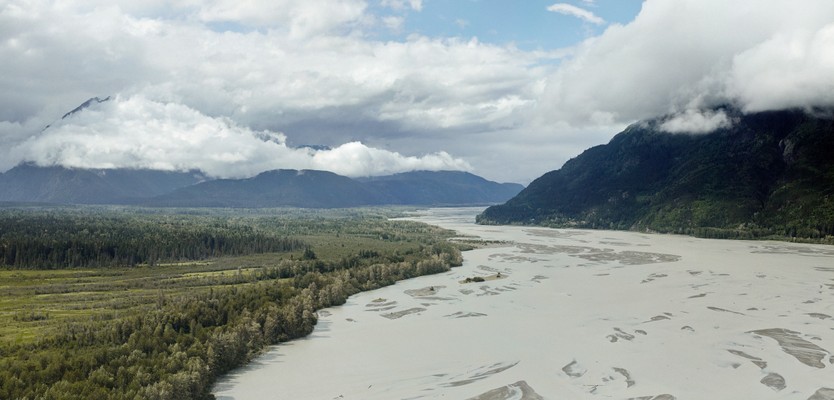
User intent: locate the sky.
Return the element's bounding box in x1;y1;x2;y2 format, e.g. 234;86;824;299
1;0;833;184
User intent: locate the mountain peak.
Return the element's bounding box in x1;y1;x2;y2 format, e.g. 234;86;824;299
61;96;111;120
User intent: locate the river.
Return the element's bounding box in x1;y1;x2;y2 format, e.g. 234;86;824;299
214;207;834;399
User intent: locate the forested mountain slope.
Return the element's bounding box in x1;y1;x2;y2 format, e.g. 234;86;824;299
0;164;204;204
479;109;834;241
0;165;522;208
358;170;524;205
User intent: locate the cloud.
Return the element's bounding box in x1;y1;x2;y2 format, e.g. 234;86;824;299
382;16;404;32
311;142;469;177
547;3;605;25
6;95;471;178
729;24;834;112
659;109;732;134
197;0;368;38
3;0;834;184
0;0;546;181
539;0;834;127
380;0;422;12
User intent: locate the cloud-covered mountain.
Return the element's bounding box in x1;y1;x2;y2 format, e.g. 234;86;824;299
0;166;522;208
7;96;471;180
4;1;832;184
479;108;834;239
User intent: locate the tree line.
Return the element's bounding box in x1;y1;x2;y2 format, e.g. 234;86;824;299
0;206;464;399
0;211;306;268
0;243;462;400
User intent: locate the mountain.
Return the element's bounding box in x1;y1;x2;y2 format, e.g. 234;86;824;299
359;171;524;206
61;96;111;120
0;164;205;204
145;169;388;208
147;169;523;208
1;97;524;208
478;108;834;240
0;164;523;208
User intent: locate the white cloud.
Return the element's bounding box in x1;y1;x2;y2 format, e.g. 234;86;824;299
381;0;422;12
659;109;732;134
547;3;605;25
539;0;834;127
0;0;546;181
729;25;834;112
382;16;404;32
3;0;834;184
198;0;368;38
312;142;470;177
8;95;471;178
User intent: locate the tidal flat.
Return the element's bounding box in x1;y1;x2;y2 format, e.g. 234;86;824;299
214;207;834;399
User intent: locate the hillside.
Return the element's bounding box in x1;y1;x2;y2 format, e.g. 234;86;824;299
358;170;524;206
0;164;204;204
146;169;387;208
0;166;522;208
478;108;834;241
147;169;522;208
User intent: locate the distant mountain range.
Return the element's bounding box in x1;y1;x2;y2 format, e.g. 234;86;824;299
0;164;205;205
0;165;523;208
479;108;834;240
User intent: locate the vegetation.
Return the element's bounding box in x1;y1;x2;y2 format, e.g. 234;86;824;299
479;108;834;243
0;206;463;399
0;210;304;268
1;166;523;208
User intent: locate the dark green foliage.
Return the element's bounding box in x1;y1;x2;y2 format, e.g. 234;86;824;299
479;108;834;242
0;208;464;400
0;210;304;268
302;248;317;260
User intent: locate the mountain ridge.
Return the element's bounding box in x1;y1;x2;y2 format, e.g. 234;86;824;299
478;108;834;241
0;165;523;208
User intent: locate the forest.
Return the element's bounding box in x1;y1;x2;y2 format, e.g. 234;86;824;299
0;206;464;399
479;108;834;243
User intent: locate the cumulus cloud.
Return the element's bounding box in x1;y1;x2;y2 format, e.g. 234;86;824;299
311;142;469;177
539;0;834;127
381;0;422;12
729;25;834;112
382;16;404;32
3;0;834;184
197;0;368;38
547;3;604;25
0;0;545;180
659;109;732;134
6;95;470;178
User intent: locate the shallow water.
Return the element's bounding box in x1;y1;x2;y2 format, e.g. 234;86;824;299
213;207;834;399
